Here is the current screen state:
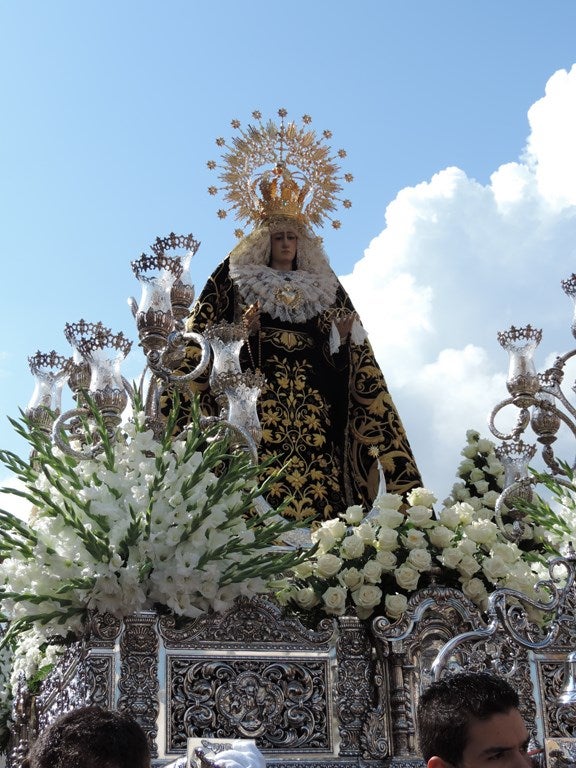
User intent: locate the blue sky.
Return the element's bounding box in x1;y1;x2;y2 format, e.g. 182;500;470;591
2;1;576;503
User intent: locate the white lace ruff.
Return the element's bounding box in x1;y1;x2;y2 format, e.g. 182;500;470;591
230;263;339;323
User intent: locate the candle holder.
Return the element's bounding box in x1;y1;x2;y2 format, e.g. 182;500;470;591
26;351;72;433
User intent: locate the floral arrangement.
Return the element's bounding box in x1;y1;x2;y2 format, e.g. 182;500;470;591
0;419;571;751
0;398;310;746
275;430;567;622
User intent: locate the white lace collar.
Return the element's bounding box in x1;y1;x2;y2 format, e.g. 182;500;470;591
229;263;339;323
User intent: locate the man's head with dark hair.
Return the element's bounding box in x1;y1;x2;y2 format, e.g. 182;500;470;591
417;672;532;768
26;705;151;768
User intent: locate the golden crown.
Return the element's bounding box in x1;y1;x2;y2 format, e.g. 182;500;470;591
207;108;353;237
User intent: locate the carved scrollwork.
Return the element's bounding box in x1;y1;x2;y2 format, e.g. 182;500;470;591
159;595;334;649
168;657;331;752
118;612;159;758
86;611;123;646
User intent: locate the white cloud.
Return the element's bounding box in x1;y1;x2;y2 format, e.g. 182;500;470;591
525;66;576;207
0;475;30;521
342;64;576;498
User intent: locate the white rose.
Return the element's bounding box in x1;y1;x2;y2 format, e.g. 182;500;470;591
458;554;481;579
438;505;462;530
469;468;485;482
376;508;405;529
341;505;364;525
465;496;484;511
477;438;494;453
312;519;347;551
461;444;479;459
428;525;455;549
351;583;382;610
375;550;397;571
474;505;495;521
406;505;434;528
454;502;475;524
394;564;420;591
339;567;364;589
406;487;437;507
402;529;427;549
374;493;403;511
473;480;490;495
481;555;509;582
322;586;347;615
385;593;408;619
362;559;384;583
315;553;343;578
292;560;315;579
491;542;522;564
463;520;499;545
378;527;399;551
406;547;432;572
311;527;337;552
356;521;378;542
340;534;365;560
441;547;463;569
294;587;320;610
459;538;479;556
461;577;488;607
482;490;501;509
457;458;475;476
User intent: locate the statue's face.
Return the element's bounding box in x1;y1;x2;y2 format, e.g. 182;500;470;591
270;229;298;270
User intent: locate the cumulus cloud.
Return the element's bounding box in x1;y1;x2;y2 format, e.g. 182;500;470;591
0;475;30;521
342;64;576;497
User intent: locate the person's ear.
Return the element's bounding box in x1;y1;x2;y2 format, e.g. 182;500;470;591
427;757;452;768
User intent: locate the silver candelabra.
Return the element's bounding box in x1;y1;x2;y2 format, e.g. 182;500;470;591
25;233;263;463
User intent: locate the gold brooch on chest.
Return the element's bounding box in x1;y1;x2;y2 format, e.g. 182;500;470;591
275;278;302;308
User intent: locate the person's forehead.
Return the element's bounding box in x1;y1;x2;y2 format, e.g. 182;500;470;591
270;227;298;235
464;709;529;763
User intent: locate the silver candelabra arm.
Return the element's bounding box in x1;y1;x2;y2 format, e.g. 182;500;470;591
144;330;211;384
52;408;108;460
432;549;576;679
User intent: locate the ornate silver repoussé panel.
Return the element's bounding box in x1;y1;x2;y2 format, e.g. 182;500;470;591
9;585;576;768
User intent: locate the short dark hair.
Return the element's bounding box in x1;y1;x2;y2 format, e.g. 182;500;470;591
417;672;520;765
26;705;151;768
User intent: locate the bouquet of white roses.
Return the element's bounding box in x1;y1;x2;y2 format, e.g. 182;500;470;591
275;431;567;623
